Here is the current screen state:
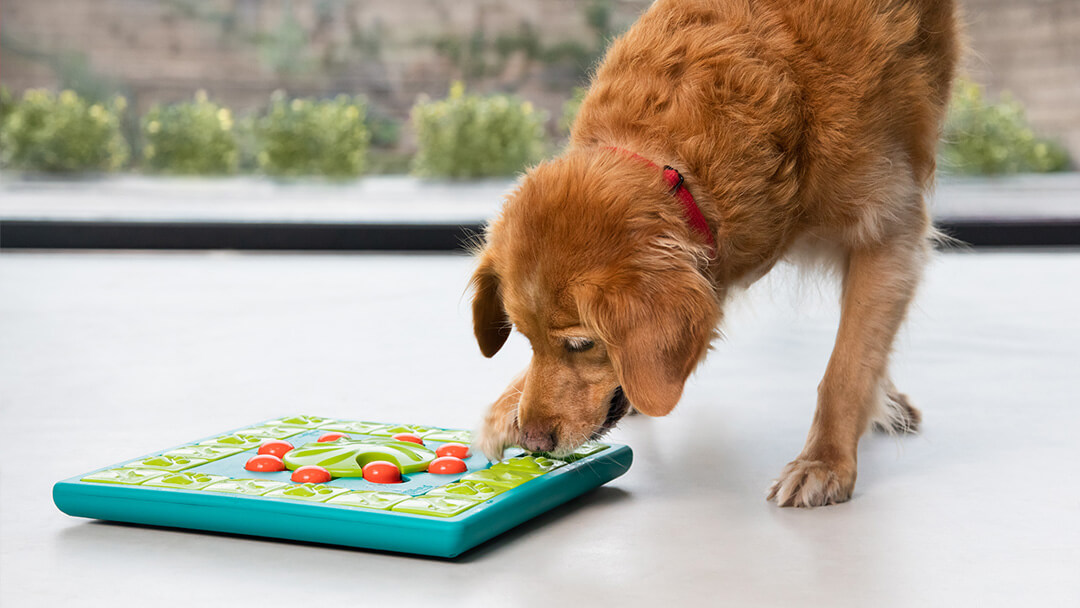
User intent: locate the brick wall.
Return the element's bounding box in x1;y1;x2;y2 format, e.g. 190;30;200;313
961;0;1080;161
2;0;1078;159
0;0;650;127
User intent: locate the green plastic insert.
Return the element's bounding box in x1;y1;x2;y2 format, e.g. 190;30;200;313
143;472;228;490
234;425;305;439
391;496;479;518
461;466;542;489
425;480;503;502
199;433;270;449
81;468;167;485
122;455;207;471
500;456;566;474
315;420;388;435
162;445;244;462
283;438;436;476
422;429;473;443
263;483;351;502
543;442;609;462
325;491;410;510
203;479;289;496
368;425;435;438
265;415;337;428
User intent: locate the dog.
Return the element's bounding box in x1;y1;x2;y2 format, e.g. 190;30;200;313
469;0;959;507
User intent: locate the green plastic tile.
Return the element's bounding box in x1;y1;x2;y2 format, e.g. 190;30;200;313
368;424;435;438
422;429;473;443
425;480;504;502
283;438;436;476
570;442;608;457
391;496;479;518
500;455;566;474
462;466;542;489
265;415;336;428
162;445;245;462
202;479;289;496
81;468;168;485
121;455;208;471
325;491;410;510
233;425;304;439
143;472;228;490
263;483;351;503
198;433;268;449
315;420;388;435
543;442;610;462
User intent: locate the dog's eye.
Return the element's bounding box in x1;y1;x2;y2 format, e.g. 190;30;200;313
565;338;595;353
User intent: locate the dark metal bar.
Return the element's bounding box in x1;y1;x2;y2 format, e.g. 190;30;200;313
1;218;1077;251
0;220;486;251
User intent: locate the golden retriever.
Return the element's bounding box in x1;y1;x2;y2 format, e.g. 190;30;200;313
469;0;959;507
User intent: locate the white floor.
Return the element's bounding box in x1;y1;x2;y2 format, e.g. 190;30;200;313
1;250;1077;607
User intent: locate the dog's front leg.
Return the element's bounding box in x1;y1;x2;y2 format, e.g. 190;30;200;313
475;370;527;461
769;231;929;507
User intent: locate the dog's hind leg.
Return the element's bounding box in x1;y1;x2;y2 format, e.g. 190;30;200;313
768;213;930;507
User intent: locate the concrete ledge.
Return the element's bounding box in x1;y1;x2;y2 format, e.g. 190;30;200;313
3;173;1080;224
3;173;1078;250
2;218;1077;251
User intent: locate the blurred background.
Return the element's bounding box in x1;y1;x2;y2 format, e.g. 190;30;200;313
0;0;1076;184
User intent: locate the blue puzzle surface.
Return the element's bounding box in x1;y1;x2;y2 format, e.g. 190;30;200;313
52;415;633;557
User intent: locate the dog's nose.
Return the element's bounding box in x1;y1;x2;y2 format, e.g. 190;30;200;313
520;428;557;452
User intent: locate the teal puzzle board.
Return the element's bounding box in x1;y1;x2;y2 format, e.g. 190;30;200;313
52;415;633;557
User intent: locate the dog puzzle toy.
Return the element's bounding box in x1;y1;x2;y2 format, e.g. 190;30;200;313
53;415;632;557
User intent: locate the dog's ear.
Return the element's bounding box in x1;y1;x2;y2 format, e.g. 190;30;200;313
582;268;718;417
469;256;511;357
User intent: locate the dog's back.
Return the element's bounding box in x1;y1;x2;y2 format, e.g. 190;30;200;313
573;0;960;262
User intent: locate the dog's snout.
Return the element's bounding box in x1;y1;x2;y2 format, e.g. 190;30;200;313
520;427;557;452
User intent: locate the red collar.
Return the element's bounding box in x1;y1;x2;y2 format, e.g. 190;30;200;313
606;147;717;255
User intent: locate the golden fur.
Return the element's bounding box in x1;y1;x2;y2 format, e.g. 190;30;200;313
471;0;959;507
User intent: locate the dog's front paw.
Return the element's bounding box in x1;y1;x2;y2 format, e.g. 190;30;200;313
475;376;525;461
767;458;856;508
475;411;516;462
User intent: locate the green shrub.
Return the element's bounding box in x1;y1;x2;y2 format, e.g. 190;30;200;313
367;150;414;175
411;82;547;178
0;86;14;128
233;115;260;172
941;80;1069;175
142;91;239;174
366;109;402;149
255;93;370;177
0;89;129;172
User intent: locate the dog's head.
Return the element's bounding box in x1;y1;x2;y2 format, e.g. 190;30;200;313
471;150;720;456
